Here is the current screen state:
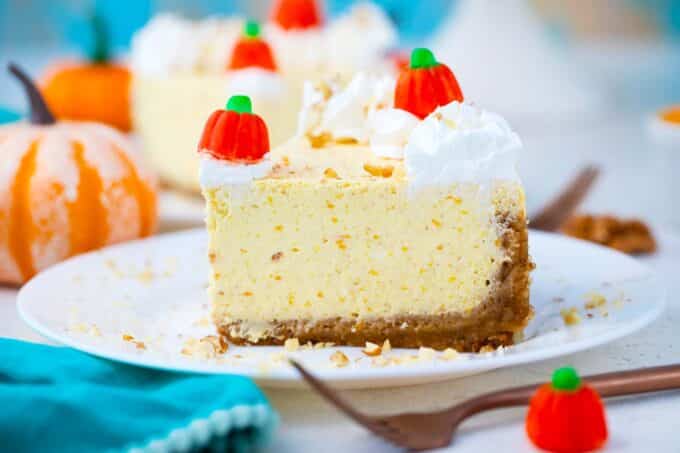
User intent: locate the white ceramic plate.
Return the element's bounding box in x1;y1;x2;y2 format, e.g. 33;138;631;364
17;230;665;389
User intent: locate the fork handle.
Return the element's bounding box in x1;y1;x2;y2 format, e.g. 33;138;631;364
456;364;680;418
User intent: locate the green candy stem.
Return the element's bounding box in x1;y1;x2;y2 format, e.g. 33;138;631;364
410;48;438;69
244;20;261;39
90;12;109;63
226;95;253;114
552;367;581;391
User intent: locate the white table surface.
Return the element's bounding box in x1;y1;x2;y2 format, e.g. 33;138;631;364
3;48;680;449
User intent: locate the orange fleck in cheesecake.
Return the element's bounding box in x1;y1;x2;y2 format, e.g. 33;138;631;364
199;50;532;351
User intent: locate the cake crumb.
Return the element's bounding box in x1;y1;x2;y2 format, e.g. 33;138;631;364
271;251;284;261
330;350;350;368
181;335;228;359
371;356;390;367
122;333;147;350
314;342;334;349
561;307;582;326
479;345;496;354
362;342;382;356
382;339;392;354
136;268;155;284
284;338;300;352
418;347;436;361
441;348;460;361
584;292;607;310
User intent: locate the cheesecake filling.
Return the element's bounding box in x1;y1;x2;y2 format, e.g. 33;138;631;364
202;75;530;350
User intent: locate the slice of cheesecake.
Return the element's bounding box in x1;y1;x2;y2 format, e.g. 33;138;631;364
200;51;532;351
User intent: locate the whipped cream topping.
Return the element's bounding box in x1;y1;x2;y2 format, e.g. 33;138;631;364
298;73;418;158
327;2;398;71
131;14;242;76
368;109;420;159
264;25;327;74
404;101;522;191
199;155;272;189
226;68;286;99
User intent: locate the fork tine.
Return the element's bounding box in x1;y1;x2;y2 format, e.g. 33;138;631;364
289;359;375;426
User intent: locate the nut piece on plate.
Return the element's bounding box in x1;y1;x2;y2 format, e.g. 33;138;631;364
561;214;657;255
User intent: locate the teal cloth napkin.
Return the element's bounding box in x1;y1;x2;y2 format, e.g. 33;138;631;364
0;107;22;124
0;338;277;453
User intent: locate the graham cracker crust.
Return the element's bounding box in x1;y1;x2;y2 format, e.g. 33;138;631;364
217;213;533;352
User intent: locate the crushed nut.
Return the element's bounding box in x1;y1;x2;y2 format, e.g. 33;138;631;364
441;348;460;360
308;132;332;148
330;350;350;368
560;307;582;326
362;342;382;356
584;292;607;310
371;356;390;367
418;347;436;361
335;137;359;145
561;214;657;255
284;338;300;352
181;335;228;358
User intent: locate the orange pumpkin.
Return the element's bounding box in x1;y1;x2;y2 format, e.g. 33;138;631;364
526;367;608;453
41;15;132;132
271;0;323;30
198;95;270;163
0;64;157;285
229;21;278;71
395;48;464;119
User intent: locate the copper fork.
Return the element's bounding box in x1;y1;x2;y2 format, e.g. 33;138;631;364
290;361;680;451
530;165;600;232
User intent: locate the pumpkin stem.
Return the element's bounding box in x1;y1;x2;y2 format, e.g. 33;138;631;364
227;95;253;114
90;12;109;63
244;20;261;39
552;367;581;391
410;48;438;69
7;63;56;125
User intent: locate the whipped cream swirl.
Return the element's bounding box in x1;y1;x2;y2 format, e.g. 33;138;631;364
131;13;241;76
226;68;286;99
404;101;522;191
297;73;418;157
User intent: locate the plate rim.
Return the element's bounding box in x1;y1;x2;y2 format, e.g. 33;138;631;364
16;229;667;387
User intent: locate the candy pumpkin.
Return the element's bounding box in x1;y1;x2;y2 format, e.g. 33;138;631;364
41;14;132;132
526;367;608;453
229;21;277;71
271;0;323;30
0;64;157;285
198;95;269;162
395;48;464;119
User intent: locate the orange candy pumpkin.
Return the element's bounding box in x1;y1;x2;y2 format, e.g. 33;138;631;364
395;48;464;119
41;15;132;132
271;0;323;30
198;95;270;163
229;21;277;71
0;64;157;285
526;367;608;453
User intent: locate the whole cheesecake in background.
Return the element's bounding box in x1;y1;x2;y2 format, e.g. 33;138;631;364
199;49;532;351
130;0;398;193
